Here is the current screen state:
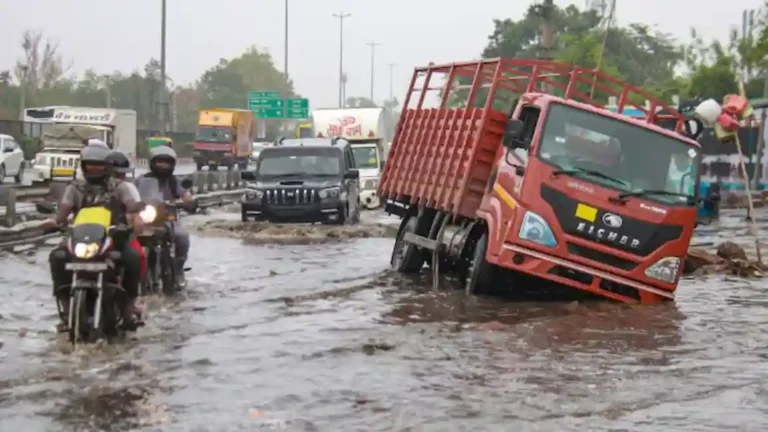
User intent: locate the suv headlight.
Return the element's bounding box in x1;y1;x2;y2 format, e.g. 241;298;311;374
244;189;264;201
644;257;680;283
518;211;557;248
319;187;340;199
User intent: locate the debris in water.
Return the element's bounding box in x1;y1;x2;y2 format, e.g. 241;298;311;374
684;241;764;278
189;220;398;244
362;340;395;355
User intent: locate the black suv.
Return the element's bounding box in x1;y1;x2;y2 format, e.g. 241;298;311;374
240;137;361;224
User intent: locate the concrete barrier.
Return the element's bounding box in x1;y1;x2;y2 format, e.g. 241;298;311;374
0;170;247;251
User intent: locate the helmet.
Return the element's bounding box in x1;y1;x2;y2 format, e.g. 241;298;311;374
106;151;132;175
149;145;177;177
79;145;112;184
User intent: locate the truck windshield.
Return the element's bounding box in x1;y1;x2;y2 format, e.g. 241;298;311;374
537;103;700;206
259;150;341;176
196;126;233;143
352;146;379;169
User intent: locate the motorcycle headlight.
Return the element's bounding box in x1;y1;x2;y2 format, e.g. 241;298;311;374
319;187;340;199
74;242;100;259
518;211;557;248
139;205;158;223
644;257;681;283
244;189;264;201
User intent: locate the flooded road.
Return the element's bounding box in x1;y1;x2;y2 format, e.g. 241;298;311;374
1;210;768;431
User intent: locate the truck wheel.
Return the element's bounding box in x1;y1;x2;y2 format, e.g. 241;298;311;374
196;163;204;171
465;233;499;296
0;164;5;184
391;217;424;273
241;209;249;222
226;163;234;172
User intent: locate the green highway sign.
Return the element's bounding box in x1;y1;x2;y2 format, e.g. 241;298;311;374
286;98;309;119
247;91;309;119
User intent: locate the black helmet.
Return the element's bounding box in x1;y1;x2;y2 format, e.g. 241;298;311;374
79;145;112;184
106;151;132;175
149;145;177;177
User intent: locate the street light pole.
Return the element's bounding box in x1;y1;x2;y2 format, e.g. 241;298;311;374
388;63;396;102
159;0;167;135
284;0;289;79
366;41;380;102
333;12;351;108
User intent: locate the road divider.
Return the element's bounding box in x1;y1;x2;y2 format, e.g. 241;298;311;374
0;170;248;252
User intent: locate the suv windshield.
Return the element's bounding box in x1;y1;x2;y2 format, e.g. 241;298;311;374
352;146;379;169
195;126;233;143
259;149;341;176
537;103;700;205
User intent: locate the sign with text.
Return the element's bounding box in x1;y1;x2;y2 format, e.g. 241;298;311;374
247;91;309;119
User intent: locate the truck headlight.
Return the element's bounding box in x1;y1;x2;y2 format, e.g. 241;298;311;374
644;257;680;283
74;242;100;259
319;187;340;199
518;211;557;248
244;189;264;200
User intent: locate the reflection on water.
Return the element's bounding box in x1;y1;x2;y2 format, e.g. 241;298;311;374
0;224;766;431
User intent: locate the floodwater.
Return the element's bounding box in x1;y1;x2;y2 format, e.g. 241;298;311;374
1;210;767;431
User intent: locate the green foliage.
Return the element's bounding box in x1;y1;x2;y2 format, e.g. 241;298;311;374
456;2;768;109
0;35;296;137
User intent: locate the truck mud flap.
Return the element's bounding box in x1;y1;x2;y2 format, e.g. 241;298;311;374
384;200;408;217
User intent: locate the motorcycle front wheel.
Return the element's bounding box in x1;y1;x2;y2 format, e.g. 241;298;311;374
160;246;176;295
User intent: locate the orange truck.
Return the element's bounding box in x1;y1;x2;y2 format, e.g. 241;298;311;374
193;108;256;171
379;59;704;304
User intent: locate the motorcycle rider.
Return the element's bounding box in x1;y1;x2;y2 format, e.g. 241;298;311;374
42;143;146;332
135;145;194;286
106;150;148;285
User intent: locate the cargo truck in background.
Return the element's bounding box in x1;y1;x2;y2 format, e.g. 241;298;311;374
296;122;313;138
312;107;389;209
28;107;137;183
379;59;704;304
193;108;256;171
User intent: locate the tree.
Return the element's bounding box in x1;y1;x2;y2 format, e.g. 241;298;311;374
345;97;377;108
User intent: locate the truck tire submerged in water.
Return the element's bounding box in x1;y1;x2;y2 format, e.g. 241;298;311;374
391;217;425;273
465;233;500;296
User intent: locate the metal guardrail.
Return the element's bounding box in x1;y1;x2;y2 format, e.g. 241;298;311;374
0;170;247;251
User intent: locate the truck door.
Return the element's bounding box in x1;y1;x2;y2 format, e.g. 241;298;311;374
494;105;540;199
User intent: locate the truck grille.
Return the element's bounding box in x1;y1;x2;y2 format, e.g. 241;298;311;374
265;188;317;205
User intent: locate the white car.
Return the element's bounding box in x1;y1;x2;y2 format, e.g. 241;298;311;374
0;134;25;184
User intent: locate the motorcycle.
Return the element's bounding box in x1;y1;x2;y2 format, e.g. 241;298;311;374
136;177;194;295
57;205;132;344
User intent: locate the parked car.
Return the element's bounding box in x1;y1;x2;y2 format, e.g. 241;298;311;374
0;134;25;184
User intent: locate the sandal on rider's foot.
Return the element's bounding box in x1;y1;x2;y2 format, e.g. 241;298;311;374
56;322;68;333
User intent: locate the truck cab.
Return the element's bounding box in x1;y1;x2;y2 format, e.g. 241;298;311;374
379;59;703;304
194;109;255;171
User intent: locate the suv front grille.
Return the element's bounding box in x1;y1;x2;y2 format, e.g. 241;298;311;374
265;188;317;205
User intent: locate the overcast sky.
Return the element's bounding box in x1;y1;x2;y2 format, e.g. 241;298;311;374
0;0;762;109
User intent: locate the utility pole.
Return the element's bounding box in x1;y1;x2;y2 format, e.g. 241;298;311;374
388;63;396;101
367;41;380;102
103;75;112;108
333;12;351;108
539;0;555;60
159;0;167;135
284;0;289;79
18;66;28;121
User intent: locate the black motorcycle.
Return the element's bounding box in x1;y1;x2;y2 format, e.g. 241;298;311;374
137;178;194;296
56;205;132;344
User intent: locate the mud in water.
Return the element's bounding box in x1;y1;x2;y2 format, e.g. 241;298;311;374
188;219;399;245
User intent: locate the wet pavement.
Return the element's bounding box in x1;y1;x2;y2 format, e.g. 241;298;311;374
1;209;768;431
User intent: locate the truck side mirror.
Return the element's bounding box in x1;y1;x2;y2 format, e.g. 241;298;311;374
502;120;525;149
683;119;704;140
345;169;360;180
240;171;256;181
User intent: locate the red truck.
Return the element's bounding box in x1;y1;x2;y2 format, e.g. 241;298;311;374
378;59;704;304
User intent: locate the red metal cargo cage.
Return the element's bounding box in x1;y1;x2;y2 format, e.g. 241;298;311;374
378;58;686;219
